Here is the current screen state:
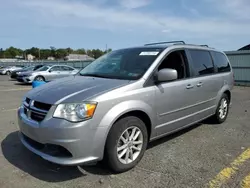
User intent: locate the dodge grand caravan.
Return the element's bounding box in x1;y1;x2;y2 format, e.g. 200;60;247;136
18;41;234;172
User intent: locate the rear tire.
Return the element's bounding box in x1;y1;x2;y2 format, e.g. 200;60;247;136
212;93;229;124
104;116;148;173
35;76;45;82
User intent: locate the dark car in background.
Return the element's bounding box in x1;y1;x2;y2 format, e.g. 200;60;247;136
10;65;43;79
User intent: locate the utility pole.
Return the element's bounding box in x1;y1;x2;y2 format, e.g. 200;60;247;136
38;48;41;60
106;44;108;52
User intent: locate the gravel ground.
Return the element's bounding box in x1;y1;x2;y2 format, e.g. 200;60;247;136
0;75;250;188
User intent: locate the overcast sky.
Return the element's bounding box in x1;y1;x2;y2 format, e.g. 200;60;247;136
0;0;249;51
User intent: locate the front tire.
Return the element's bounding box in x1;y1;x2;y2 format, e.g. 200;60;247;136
104;116;148;173
212;94;230;123
35;76;45;82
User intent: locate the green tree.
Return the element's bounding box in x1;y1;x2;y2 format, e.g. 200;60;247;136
55;48;68;59
26;47;39;59
92;49;104;59
0;46;110;60
4;47;23;58
50;46;56;57
0;48;4;58
74;48;86;55
40;49;52;59
66;47;73;54
86;49;93;57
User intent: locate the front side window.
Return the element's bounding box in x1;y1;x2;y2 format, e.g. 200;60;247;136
34;65;43;71
158;50;189;80
211;51;231;73
62;66;74;71
79;48;163;80
36;66;50;71
189;50;214;76
50;66;61;71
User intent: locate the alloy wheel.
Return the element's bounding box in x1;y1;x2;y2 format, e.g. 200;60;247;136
117;126;143;164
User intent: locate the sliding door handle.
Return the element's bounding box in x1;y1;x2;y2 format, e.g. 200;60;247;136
186;84;194;89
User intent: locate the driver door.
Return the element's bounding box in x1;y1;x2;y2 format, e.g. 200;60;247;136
154;50;199;137
47;66;61;81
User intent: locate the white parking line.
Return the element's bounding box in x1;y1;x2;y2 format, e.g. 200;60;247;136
1;108;18;112
0;88;31;92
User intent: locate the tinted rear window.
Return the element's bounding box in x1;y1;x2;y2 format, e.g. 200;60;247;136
189;50;214;76
211;51;231;73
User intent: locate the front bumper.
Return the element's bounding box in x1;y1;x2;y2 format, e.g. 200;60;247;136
17;106;108;165
0;71;6;75
17;76;33;83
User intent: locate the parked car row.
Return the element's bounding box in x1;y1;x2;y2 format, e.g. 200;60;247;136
0;64;79;83
0;65;24;75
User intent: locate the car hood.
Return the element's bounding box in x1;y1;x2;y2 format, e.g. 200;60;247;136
12;69;26;73
25;76;131;104
19;71;36;76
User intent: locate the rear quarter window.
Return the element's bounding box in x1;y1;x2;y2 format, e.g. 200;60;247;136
189;49;214;76
211;51;231;73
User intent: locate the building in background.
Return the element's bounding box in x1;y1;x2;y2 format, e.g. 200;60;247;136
238;44;250;51
27;54;35;61
64;54;95;61
47;56;55;60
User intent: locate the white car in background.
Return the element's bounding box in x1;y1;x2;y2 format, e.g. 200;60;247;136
17;65;79;83
0;66;23;75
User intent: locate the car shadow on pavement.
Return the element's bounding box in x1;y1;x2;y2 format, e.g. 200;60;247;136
147;118;216;149
14;83;31;86
1;131;112;183
147;123;203;149
2;119;216;182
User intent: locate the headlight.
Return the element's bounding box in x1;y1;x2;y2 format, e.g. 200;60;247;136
53;102;97;122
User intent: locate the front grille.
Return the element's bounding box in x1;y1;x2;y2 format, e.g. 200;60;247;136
26;98;31;104
22;133;72;158
30;111;46;122
34;101;51;111
23;98;52;122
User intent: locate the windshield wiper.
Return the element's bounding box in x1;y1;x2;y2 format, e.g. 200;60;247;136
80;73;110;79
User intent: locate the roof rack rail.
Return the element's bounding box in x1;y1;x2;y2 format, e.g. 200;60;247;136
144;41;185;46
185;44;211;48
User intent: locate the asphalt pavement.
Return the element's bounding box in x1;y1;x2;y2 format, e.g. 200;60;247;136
0;75;250;188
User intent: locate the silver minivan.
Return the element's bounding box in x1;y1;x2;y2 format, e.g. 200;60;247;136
18;41;234;172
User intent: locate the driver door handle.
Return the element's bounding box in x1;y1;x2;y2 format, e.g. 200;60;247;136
186;84;194;89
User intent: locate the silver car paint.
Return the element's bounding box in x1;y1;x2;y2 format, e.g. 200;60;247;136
18;65;78;83
18;45;234;165
0;66;23;75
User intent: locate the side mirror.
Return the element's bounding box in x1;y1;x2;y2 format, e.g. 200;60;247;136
157;68;178;82
48;69;52;73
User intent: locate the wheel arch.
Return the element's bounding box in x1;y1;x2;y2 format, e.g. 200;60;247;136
224;90;231;103
113;110;152;141
34;75;45;81
100;100;155;153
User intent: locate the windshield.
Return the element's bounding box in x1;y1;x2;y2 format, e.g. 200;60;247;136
36;66;49;71
23;66;35;71
79;48;163;80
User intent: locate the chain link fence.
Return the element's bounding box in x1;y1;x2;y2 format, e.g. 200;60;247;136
0;60;93;70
